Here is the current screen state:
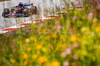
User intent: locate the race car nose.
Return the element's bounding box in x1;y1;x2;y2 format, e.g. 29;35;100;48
12;13;15;16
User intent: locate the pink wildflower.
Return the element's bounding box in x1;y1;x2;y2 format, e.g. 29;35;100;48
75;0;80;5
25;29;29;33
96;4;100;9
56;25;62;31
79;4;84;8
73;54;79;60
39;23;43;27
73;16;78;20
61;52;67;58
88;12;94;20
73;43;79;48
64;61;69;66
65;47;72;54
55;21;59;25
62;5;65;9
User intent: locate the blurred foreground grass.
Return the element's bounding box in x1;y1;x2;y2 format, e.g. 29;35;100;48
0;0;100;66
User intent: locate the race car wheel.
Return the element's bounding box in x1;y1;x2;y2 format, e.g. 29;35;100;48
34;6;37;14
11;9;15;13
24;9;29;17
31;6;37;14
3;8;10;17
2;12;4;16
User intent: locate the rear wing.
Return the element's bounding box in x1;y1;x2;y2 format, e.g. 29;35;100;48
23;3;33;6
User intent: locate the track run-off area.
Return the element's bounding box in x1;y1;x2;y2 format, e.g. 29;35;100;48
0;0;76;34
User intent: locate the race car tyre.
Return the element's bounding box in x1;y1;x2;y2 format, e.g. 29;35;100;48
11;9;15;13
24;9;29;17
34;6;37;14
31;3;33;6
31;6;37;14
2;12;4;16
3;8;10;17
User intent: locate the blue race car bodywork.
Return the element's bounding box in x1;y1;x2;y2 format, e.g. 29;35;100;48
5;14;24;17
2;2;37;17
23;4;32;6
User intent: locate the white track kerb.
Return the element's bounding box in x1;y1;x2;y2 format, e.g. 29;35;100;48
0;15;59;34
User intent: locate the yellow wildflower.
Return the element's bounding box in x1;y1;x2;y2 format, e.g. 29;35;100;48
51;62;60;66
42;29;46;32
95;27;100;32
58;43;66;49
27;47;32;52
83;36;86;39
43;62;50;66
23;52;25;54
45;36;51;40
86;29;90;33
42;47;47;52
37;57;47;63
34;43;38;46
37;50;40;55
93;18;97;23
11;59;16;64
30;36;35;40
40;41;44;45
93;20;97;26
23;61;27;65
23;54;28;59
32;55;37;59
36;45;42;49
51;33;57;38
59;40;63;44
74;10;78;15
70;36;77;42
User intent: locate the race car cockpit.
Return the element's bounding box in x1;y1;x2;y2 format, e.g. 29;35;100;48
18;2;25;10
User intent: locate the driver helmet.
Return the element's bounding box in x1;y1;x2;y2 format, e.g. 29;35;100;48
19;2;23;7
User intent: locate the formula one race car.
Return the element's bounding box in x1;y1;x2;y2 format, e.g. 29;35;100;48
2;2;37;18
